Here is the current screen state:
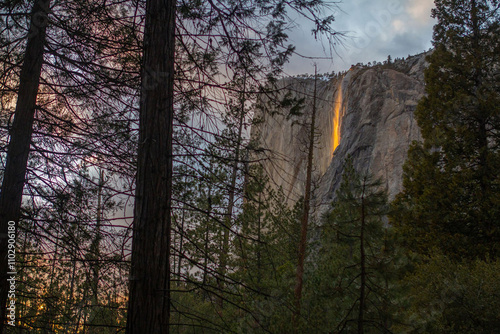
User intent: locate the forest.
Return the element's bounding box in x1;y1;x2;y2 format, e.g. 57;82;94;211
0;0;499;333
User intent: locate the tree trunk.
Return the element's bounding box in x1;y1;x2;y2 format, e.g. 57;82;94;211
177;207;186;278
293;67;318;331
218;76;246;307
125;0;176;332
86;169;104;332
0;0;50;330
203;182;213;287
358;179;367;334
257;192;262;287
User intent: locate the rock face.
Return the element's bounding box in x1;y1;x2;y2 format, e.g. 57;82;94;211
252;52;429;215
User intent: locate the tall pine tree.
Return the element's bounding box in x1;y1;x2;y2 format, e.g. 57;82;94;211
310;159;395;333
392;0;500;259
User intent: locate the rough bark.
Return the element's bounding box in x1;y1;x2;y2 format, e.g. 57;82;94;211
125;0;176;332
0;0;50;330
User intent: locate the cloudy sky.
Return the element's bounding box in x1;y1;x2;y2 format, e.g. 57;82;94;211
284;0;436;75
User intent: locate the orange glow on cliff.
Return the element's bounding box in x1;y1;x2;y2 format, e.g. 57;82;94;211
332;83;342;154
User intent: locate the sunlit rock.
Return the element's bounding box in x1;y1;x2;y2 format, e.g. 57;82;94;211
252;52;429;216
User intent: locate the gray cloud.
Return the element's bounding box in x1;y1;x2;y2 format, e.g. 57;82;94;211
284;0;436;75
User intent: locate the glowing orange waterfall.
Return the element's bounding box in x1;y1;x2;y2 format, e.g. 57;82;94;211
332;80;343;154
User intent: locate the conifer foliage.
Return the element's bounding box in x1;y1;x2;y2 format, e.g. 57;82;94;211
0;0;341;331
393;0;500;259
391;2;500;331
310;159;395;333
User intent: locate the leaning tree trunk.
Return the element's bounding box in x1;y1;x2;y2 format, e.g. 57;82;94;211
0;0;50;330
125;0;176;332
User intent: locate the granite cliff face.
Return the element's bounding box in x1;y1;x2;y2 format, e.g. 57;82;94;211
252;52;429;215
